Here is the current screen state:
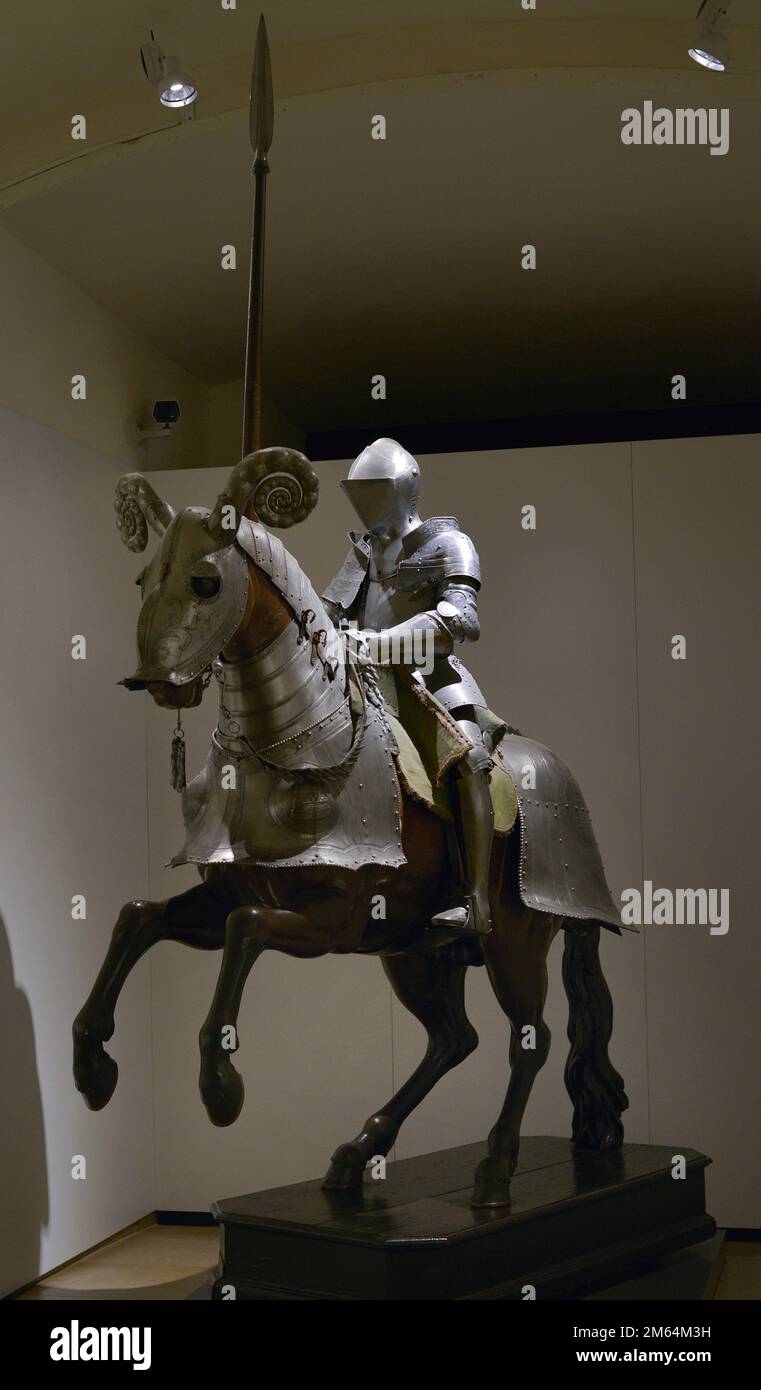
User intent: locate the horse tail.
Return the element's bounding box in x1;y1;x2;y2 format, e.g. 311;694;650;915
561;922;628;1151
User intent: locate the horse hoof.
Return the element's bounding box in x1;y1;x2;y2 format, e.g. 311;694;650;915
470;1156;513;1209
598;1131;620;1152
470;1181;512;1209
575;1130;621;1154
321;1143;365;1191
321;1160;363;1191
200;1057;244;1127
73;1037;119;1111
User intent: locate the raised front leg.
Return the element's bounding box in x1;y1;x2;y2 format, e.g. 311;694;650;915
73;884;227;1110
322;949;478;1191
199;905;335;1127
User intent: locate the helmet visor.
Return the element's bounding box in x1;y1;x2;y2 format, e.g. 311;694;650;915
341;478;398;531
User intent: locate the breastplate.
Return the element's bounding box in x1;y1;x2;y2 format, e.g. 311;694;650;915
355;535;487;717
359;542;430;630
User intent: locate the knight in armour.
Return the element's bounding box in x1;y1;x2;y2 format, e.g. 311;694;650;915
324;438;498;937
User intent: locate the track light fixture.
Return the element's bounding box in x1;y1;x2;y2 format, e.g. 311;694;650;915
140;31;198;108
689;1;732;72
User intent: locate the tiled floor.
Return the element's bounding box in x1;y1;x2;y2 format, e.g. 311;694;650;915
14;1224;761;1300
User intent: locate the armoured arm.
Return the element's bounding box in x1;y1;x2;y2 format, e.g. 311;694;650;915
355;579;480;665
432;580;480;644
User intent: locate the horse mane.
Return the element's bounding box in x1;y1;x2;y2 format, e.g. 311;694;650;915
236;518;340;652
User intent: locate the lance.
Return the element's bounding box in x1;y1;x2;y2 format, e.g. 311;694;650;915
241;13;274;457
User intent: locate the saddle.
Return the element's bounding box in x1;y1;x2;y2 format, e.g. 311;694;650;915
382;672;517;836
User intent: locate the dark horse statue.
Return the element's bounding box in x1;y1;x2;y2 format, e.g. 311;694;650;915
73;447;628;1208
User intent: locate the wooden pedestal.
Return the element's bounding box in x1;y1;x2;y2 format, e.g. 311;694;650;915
211;1136;715;1300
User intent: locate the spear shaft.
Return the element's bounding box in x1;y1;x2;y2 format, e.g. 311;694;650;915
241;159;268;455
242;15;274;457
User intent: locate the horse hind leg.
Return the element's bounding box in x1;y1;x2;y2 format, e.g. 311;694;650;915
73;883;227;1111
323;947;478;1191
473;908;561;1208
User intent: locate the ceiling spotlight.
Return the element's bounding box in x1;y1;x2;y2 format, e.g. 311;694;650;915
140;31;197;108
689;1;732;72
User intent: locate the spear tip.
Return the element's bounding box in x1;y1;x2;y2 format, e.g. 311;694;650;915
250;12;274;160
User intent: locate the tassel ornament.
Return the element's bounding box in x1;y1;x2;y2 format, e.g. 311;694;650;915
171;710;186;792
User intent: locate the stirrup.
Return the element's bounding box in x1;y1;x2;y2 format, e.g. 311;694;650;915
430;896;491;938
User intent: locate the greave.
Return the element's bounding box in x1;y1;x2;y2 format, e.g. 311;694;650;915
456;767;494;935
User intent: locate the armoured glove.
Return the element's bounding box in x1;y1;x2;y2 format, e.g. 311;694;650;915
347;582;481;669
350;612;451;669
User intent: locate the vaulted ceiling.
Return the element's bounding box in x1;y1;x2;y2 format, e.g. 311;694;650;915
2;1;760;434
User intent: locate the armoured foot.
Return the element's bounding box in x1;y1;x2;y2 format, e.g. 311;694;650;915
73;1022;119;1111
471;1155;513;1209
430;895;491;938
199;1052;244;1127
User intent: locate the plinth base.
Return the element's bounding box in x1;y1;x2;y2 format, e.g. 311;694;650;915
211;1136;715;1300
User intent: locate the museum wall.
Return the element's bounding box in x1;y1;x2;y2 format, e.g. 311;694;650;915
208;379;306;467
0;224;210;473
142;438;759;1227
0;405;155;1296
631;436;759;1228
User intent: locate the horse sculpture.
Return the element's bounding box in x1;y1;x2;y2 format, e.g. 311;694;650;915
73;446;629;1209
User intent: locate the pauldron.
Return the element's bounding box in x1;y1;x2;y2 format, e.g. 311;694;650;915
397;517;480;593
323;516;481;622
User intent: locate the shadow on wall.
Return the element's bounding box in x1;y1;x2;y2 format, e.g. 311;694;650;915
0;911;48;1295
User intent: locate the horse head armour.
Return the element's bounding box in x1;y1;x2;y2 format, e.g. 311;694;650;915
114;448;319;689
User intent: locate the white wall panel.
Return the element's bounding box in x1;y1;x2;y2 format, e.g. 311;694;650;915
0;407;154;1295
632;435;761;1227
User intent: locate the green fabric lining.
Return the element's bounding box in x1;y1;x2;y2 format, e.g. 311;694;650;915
386;708;518;835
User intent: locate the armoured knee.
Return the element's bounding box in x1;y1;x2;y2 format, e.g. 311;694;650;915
461;744;493;777
452;716;493;777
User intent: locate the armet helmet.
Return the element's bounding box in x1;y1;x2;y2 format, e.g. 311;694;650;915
341;438;420;535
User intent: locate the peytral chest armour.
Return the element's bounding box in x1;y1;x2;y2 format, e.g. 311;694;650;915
170;520;405;872
325;517;487;715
